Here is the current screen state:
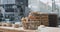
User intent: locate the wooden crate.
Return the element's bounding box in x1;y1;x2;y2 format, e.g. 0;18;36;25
22;12;58;30
48;14;58;27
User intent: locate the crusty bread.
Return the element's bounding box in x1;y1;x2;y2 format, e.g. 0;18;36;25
13;24;20;28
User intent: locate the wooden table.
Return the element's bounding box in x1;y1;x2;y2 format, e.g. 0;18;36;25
0;26;60;32
0;26;36;32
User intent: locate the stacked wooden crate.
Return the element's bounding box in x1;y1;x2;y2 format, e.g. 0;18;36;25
48;14;58;27
21;12;49;30
40;14;49;26
28;12;49;26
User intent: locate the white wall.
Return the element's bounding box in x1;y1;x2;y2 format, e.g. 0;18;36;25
28;0;40;12
28;0;52;13
0;0;2;4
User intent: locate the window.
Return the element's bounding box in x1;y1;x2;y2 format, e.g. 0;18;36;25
5;8;14;12
5;14;15;21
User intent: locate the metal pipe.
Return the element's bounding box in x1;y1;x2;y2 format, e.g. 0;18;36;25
52;0;56;12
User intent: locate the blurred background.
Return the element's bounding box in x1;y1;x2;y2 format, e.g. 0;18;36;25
0;0;60;25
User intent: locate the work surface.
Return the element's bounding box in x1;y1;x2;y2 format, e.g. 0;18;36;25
0;26;60;32
0;26;36;32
